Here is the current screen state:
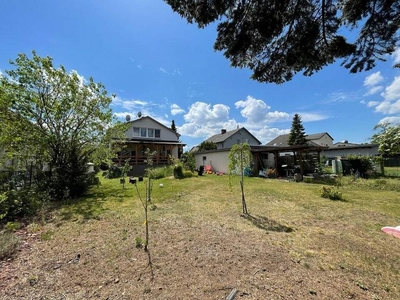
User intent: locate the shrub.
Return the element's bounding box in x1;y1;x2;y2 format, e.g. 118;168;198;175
183;170;194;178
173;164;184;179
146;166;173;179
0;231;20;260
320;186;342;200
0;189;42;221
105;165;122;179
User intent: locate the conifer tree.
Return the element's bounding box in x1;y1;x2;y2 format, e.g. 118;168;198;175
288;114;307;146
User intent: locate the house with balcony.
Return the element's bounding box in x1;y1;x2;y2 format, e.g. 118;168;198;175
113;116;185;176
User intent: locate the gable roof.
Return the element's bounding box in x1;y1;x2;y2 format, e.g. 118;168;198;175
266;132;333;147
206;128;262;145
129;116;180;138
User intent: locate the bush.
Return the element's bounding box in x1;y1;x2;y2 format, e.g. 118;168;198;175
0;231;20;260
320;186;343;200
183;170;194;178
146;166;173;179
173;164;184;179
105;165;122;179
0;189;43;221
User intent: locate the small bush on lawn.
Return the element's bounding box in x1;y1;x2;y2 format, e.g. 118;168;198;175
173;164;184;179
183;170;194;178
0;231;20;260
320;186;343;200
0;189;42;221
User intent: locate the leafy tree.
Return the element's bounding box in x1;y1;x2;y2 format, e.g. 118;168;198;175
0;51;114;200
288;114;307;146
198;140;217;151
165;0;400;84
181;151;196;172
228;143;252;214
372;123;400;155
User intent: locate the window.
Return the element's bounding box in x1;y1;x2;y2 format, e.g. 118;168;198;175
133;127;140;137
155;129;160;138
148;128;154;138
141;128;147;137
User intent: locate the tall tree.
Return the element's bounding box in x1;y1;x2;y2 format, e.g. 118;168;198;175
171;119;177;133
288;114;307;146
371;123;400;155
165;0;400;84
0;51;114;199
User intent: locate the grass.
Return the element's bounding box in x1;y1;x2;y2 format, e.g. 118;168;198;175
0;230;20;260
2;174;400;299
384;166;400;177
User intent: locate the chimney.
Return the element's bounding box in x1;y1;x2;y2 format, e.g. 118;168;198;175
221;129;227;134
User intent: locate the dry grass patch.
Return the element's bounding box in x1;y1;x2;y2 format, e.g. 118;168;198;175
1;175;400;299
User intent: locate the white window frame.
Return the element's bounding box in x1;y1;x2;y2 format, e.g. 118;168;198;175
133;127;140;137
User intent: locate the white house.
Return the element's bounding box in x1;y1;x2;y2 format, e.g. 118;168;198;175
194;127;262;174
113;116;185;175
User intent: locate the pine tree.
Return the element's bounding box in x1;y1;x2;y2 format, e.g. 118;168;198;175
171;120;177;133
288;114;307;146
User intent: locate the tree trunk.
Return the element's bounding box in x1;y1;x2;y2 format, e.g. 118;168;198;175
240;180;247;214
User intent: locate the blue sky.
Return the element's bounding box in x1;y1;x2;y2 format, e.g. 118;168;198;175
1;0;400;150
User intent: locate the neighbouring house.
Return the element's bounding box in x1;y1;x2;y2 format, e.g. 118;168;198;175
112;116;185;176
267;132;334;148
323;140;379;159
194;127;262;174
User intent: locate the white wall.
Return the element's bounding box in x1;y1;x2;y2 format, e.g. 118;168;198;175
125;117;178;141
195;150;230;173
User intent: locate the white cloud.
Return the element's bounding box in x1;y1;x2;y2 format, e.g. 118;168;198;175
378;116;400;125
184;102;230;123
298;112;329;122
178;101;238;138
251;127;290;144
364;71;384;87
159;67;167;73
322;91;361;103
375;76;400;114
393;47;400;65
364;85;383;96
366;101;379;107
235;95;289;123
170;103;185;116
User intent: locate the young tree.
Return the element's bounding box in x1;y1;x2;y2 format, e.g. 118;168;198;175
288;114;307;146
165;0;400;84
228;143;252;215
372;123;400;155
0;51;114;200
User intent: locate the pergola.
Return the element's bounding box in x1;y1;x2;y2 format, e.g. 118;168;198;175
251;143;329;176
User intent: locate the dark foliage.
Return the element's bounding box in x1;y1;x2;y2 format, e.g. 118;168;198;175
288;114;307;146
198;141;217;151
165;0;400;83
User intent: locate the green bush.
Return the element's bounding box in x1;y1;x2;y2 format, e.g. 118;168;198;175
173;164;184;179
320;186;343;200
145;166;173;179
0;231;20;260
0;189;42;221
183;170;194;178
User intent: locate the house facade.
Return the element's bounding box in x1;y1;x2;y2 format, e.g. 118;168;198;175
194;127;262;173
113;116;185;176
